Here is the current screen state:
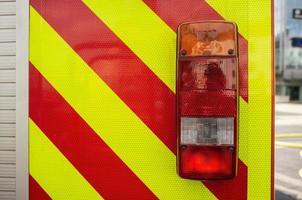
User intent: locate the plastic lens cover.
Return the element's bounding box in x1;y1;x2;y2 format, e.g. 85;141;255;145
181;117;234;145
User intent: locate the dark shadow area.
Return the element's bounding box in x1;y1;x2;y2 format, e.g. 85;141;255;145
276;190;297;200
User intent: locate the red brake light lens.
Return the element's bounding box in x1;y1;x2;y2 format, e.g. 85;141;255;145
180;145;235;179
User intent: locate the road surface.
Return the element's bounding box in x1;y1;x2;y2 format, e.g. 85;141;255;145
275;103;302;200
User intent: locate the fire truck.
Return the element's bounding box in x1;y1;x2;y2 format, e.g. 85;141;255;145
12;0;274;199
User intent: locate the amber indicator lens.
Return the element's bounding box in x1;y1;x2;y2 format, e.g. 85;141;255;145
179;22;237;56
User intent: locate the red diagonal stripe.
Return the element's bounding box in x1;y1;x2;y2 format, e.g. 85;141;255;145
30;175;52;200
144;0;248;102
143;1;248;199
29;63;158;200
30;0;176;154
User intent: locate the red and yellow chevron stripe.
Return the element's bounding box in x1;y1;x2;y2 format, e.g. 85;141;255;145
29;1;273;199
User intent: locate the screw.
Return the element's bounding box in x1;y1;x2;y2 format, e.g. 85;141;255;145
181;145;187;150
180;50;187;56
228;49;234;55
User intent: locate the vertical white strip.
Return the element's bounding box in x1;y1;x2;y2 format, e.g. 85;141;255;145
16;0;29;199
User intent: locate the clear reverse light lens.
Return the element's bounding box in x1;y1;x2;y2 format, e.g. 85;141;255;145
181;117;234;145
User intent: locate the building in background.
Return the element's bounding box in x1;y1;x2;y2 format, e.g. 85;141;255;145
275;0;302;101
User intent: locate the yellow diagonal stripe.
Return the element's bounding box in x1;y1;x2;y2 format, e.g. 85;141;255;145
29;118;103;200
247;1;272;199
205;0;249;39
82;0;176;92
30;7;216;200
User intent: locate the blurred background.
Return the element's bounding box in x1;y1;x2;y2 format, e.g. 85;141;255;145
275;0;302;199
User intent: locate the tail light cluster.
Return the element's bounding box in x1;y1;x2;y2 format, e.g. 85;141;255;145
176;21;239;180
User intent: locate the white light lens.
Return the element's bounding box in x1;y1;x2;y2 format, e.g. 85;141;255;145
181;117;234;145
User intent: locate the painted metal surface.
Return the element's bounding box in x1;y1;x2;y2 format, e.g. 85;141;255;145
29;0;273;199
0;0;17;199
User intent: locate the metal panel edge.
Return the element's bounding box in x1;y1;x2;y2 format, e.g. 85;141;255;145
16;0;29;199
